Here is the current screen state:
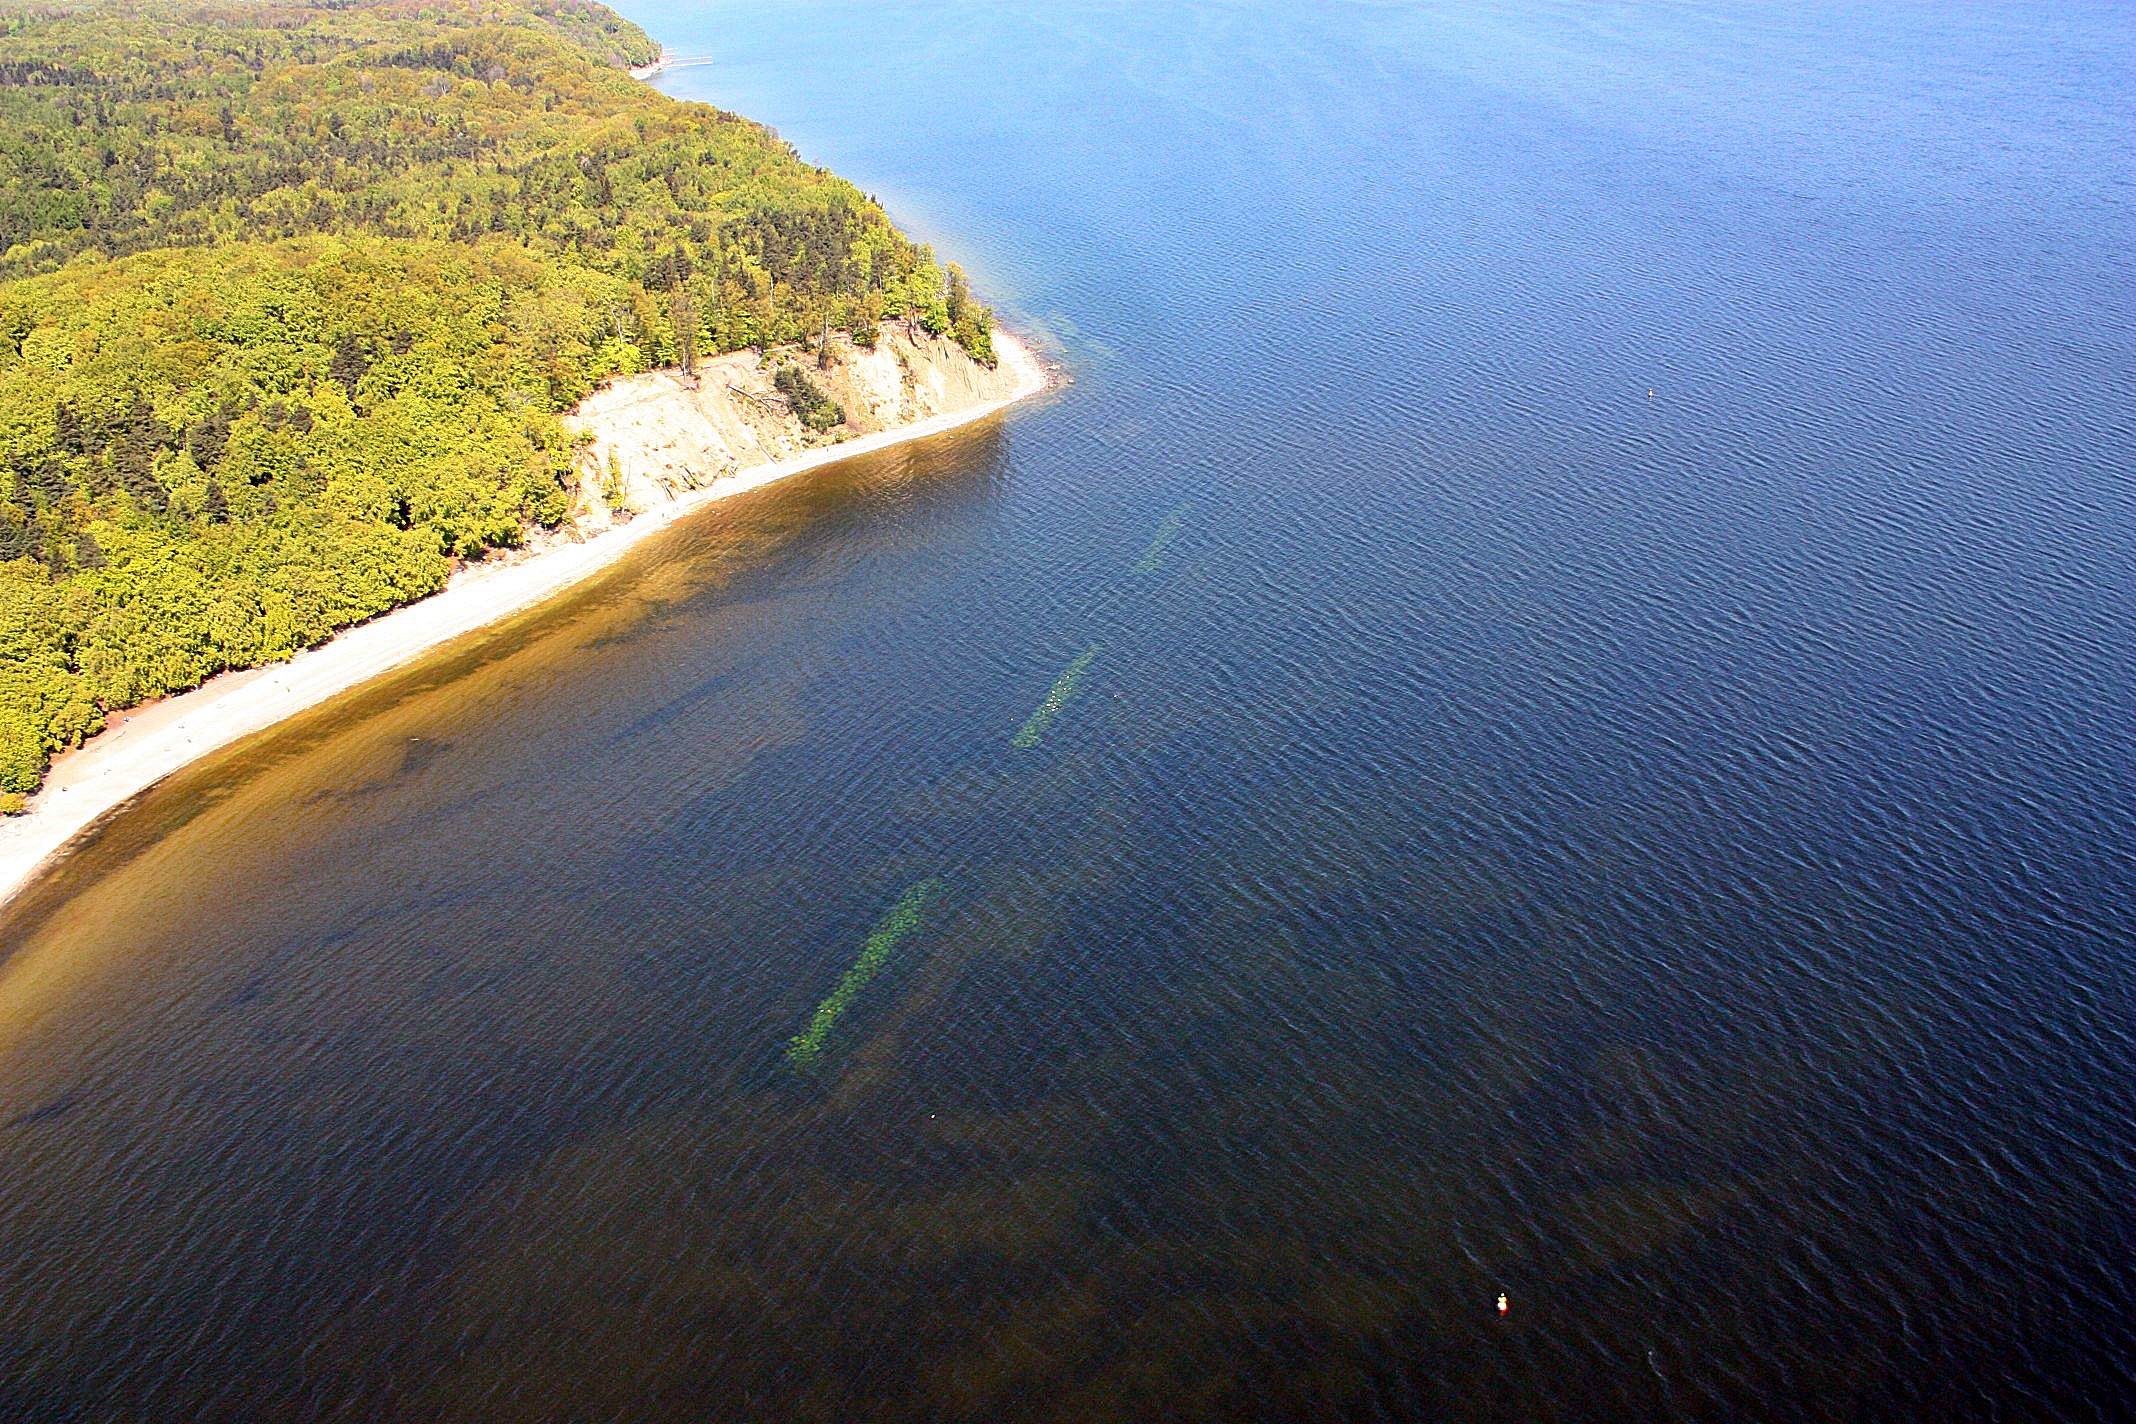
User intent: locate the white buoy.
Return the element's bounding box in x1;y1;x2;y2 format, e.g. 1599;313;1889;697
1497;1292;1509;1316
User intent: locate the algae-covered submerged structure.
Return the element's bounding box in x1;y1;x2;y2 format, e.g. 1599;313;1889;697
786;879;944;1066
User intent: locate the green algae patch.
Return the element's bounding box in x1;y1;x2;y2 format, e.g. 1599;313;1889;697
786;879;944;1065
1132;502;1192;574
1013;645;1103;749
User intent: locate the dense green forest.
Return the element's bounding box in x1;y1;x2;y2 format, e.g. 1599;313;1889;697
0;0;996;808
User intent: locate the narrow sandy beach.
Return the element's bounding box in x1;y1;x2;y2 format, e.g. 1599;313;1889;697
0;331;1045;912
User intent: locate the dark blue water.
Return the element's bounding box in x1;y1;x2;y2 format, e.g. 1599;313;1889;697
3;2;2132;1418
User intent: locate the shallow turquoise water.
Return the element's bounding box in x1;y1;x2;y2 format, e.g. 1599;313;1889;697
2;2;2132;1418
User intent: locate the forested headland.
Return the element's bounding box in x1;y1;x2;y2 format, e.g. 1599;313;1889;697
0;0;997;808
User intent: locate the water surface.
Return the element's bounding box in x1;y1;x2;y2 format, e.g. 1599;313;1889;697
3;2;2133;1419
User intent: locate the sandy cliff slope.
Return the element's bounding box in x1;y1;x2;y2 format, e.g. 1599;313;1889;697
567;326;1022;535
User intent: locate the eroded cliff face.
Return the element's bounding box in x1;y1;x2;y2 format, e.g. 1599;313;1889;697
565;326;1018;532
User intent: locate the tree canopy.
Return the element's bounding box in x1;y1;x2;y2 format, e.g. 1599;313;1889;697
0;0;995;806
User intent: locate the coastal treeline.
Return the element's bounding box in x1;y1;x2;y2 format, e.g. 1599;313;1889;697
0;0;995;807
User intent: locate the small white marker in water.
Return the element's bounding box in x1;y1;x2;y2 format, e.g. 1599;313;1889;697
1497;1292;1509;1317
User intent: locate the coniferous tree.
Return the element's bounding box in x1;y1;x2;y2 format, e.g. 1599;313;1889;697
946;263;970;326
673;290;697;373
330;335;370;397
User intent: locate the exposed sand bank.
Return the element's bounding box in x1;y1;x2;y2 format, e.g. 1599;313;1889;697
628;50;717;82
0;328;1045;913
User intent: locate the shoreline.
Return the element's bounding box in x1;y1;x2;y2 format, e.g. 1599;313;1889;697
0;330;1046;913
